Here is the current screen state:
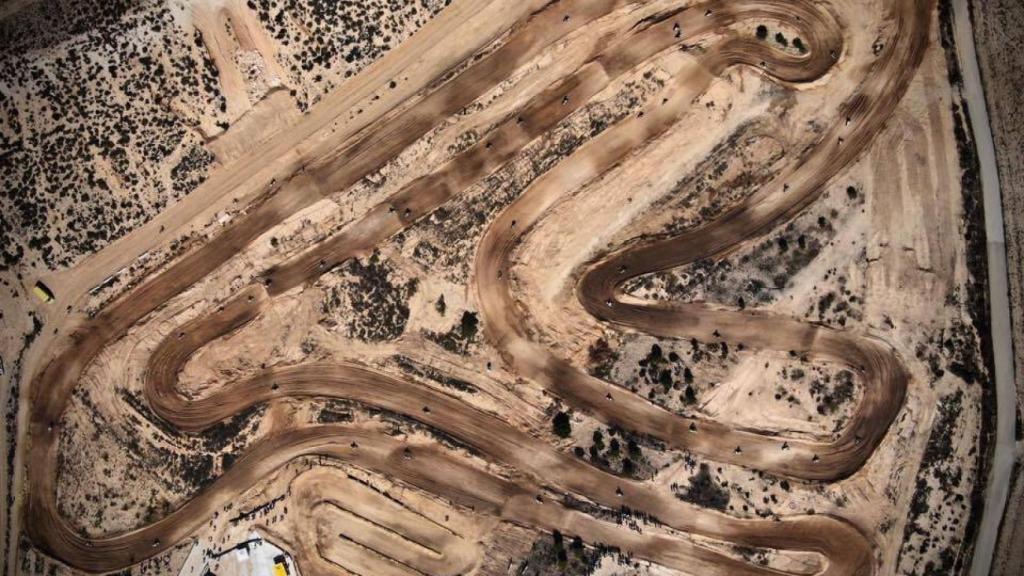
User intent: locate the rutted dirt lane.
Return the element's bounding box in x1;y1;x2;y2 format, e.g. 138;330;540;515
477;0;929;481
23;0;932;574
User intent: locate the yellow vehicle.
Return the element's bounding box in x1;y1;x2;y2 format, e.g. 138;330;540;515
32;281;54;303
273;555;290;576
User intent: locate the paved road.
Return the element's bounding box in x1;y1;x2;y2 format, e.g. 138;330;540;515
951;1;1018;574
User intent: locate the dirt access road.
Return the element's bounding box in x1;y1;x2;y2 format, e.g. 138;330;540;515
3;0;541;570
22;0;933;574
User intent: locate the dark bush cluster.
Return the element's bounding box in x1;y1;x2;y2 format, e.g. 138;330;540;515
571;426;652;480
674;463;730;511
0;0;223;271
516;530;605;576
898;390;970;573
247;0;451;110
809;369;856;415
425;310;479;355
321;252;419;342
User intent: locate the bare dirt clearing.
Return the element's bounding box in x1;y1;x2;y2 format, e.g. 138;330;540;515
0;0;997;575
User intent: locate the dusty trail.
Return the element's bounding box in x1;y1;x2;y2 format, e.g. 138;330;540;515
274;469;481;576
26;0;633;557
21;0;933;575
476;0;929;481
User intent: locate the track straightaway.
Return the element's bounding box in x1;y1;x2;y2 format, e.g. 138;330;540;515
21;0;935;575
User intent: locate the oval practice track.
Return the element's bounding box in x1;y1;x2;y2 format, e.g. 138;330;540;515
24;0;933;574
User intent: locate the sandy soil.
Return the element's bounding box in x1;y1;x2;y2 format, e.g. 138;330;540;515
0;0;996;575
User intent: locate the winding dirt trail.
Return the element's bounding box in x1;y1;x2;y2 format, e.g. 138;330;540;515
277;468;482;576
22;0;933;574
478;0;930;481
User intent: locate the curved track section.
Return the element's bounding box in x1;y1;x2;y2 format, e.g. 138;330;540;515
476;0;928;481
22;0;933;575
258;467;482;576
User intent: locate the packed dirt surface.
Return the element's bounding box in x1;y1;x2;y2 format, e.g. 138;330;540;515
0;0;1000;575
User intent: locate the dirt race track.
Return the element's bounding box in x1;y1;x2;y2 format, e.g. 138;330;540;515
22;0;935;574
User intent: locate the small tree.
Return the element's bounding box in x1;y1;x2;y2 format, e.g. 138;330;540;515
571;535;584;552
775;32;788;47
459;311;478;339
627;439;641;459
622;458;636;476
756;25;768;39
553;411;572;438
793;37;806;53
683;385;697;404
659;369;673;392
553;530;568;565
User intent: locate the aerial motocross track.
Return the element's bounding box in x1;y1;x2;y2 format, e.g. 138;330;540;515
24;0;933;574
